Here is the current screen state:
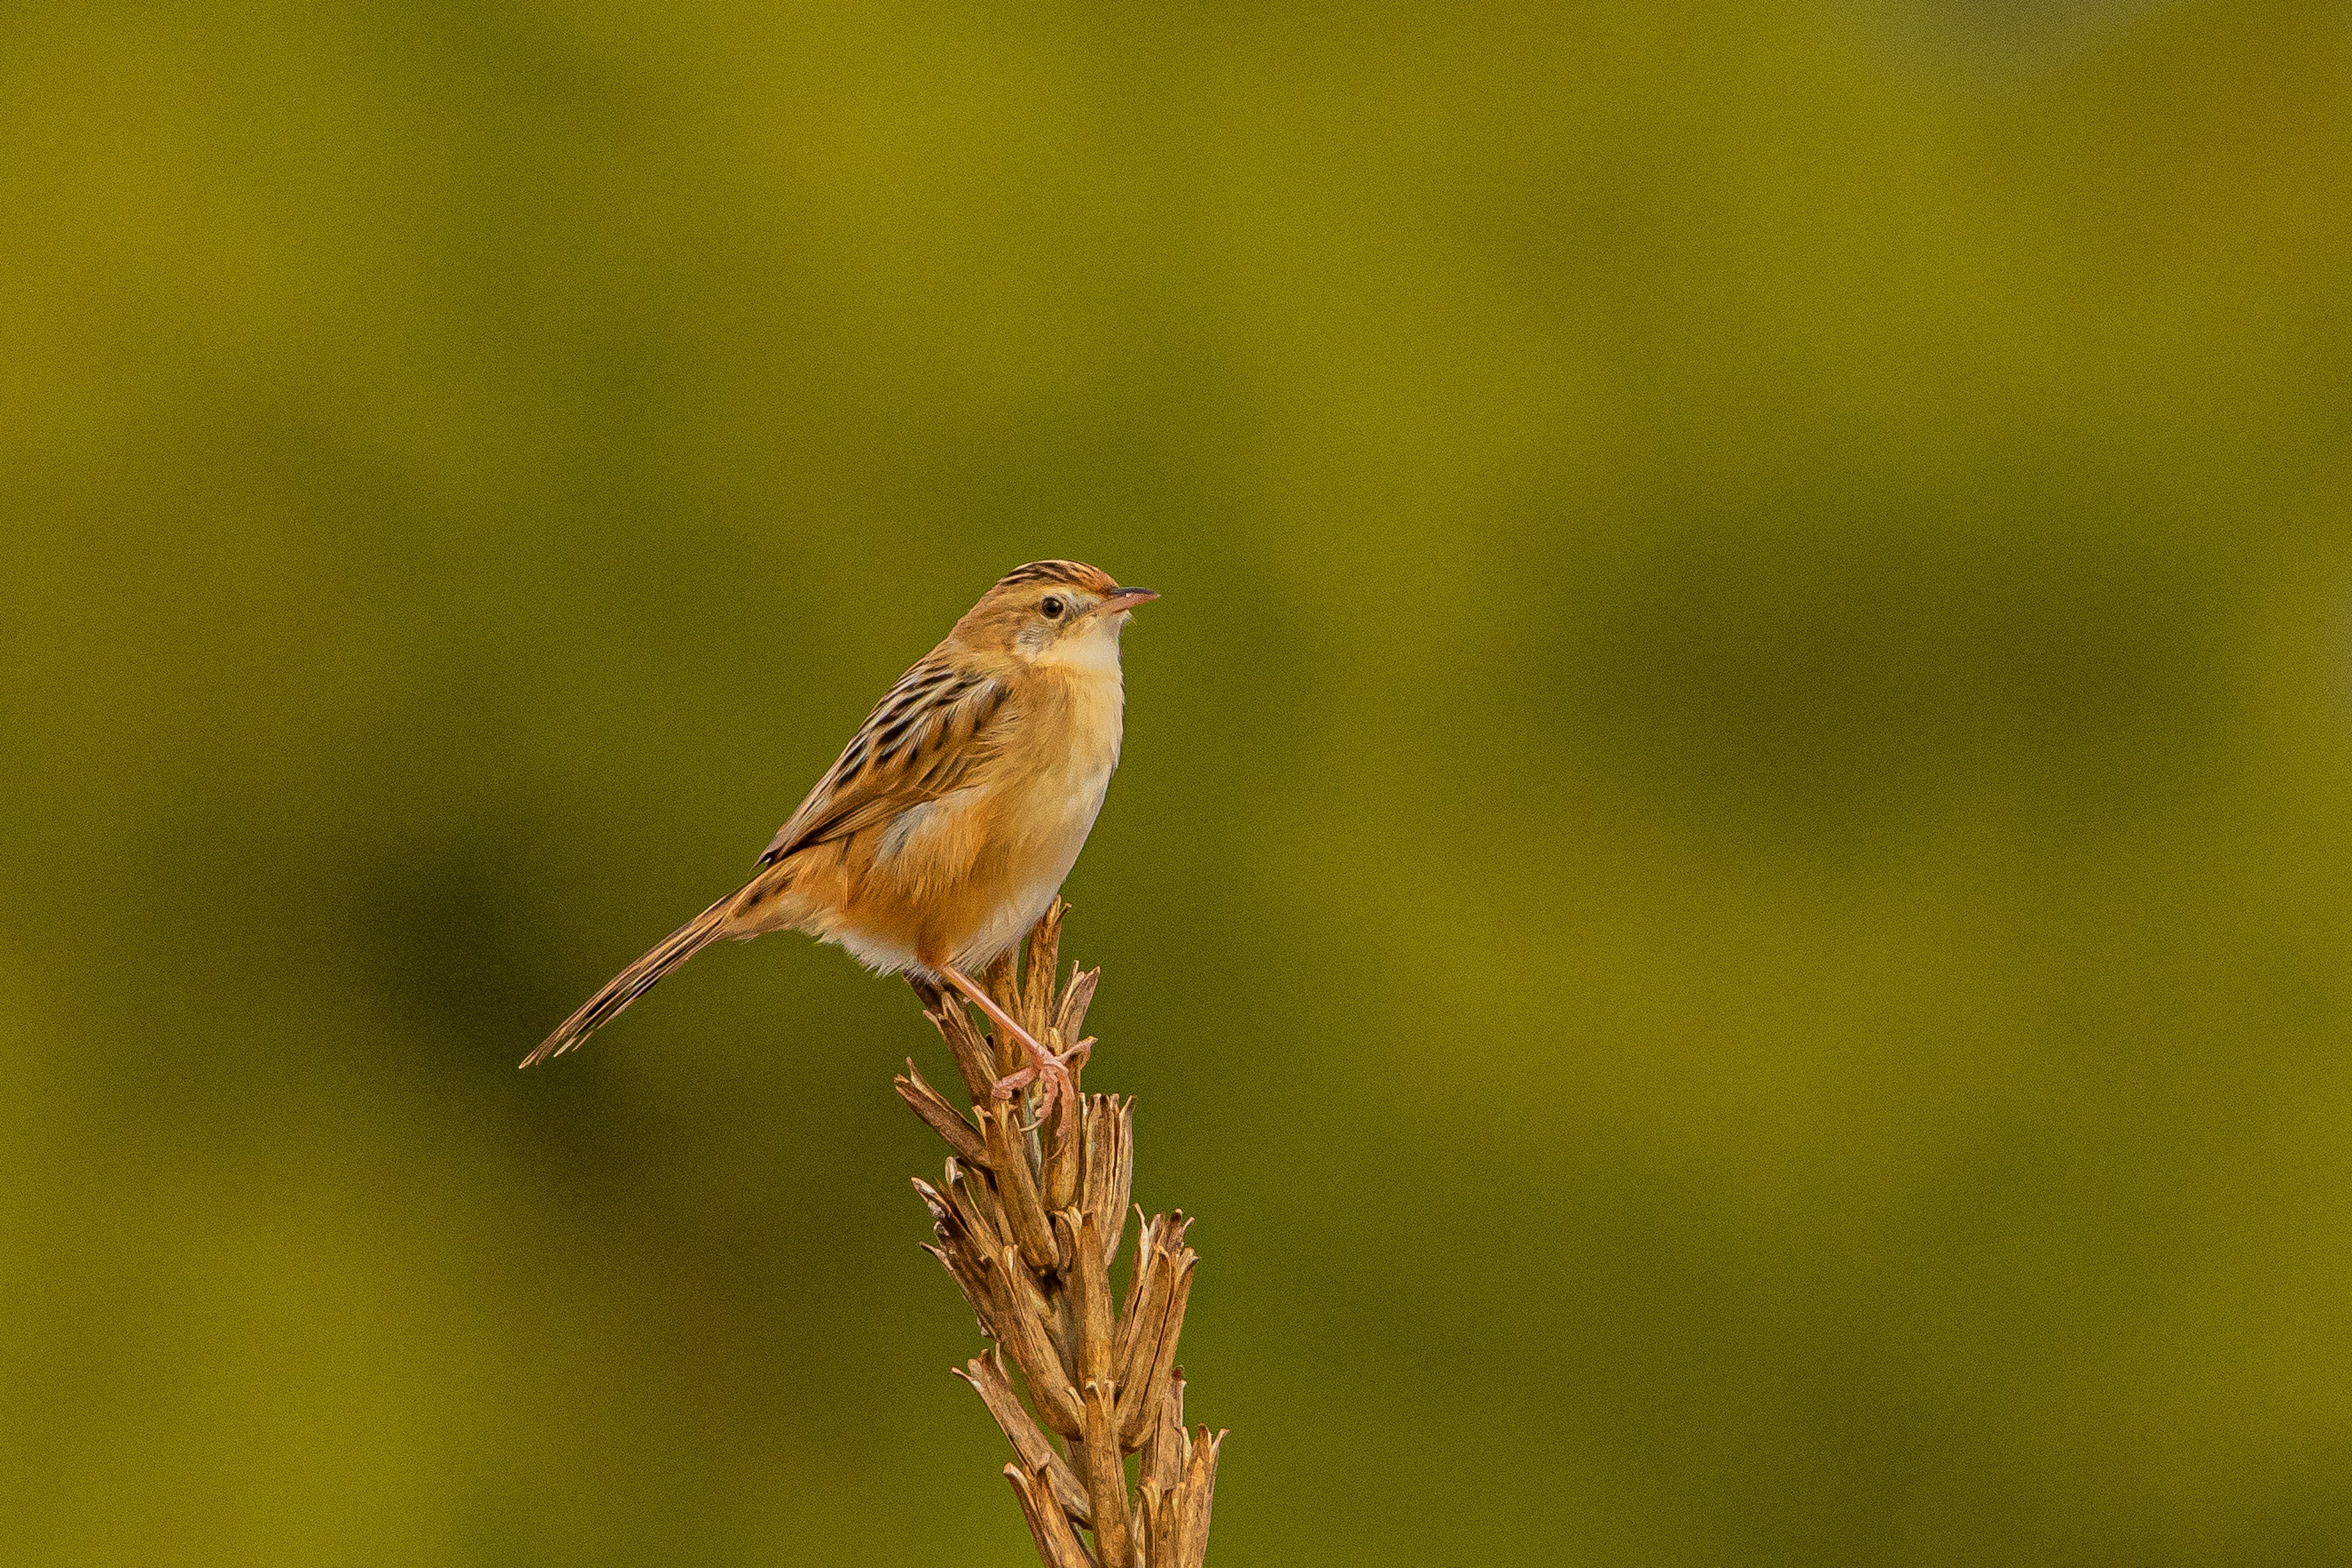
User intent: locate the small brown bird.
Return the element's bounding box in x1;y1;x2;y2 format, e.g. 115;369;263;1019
524;560;1155;1121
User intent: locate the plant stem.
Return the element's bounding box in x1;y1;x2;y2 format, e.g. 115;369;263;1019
897;900;1224;1567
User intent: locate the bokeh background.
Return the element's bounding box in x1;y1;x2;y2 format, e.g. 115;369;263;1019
7;1;2352;1563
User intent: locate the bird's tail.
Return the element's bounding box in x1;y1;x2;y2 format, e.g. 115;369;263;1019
522;889;741;1068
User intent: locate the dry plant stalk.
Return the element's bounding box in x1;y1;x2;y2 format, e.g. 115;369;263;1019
897;899;1224;1568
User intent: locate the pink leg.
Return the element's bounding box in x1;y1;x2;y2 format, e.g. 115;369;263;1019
939;965;1084;1128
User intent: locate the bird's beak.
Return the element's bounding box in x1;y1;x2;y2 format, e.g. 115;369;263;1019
1095;587;1158;618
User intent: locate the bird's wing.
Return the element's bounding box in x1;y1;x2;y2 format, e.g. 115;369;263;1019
758;657;1014;868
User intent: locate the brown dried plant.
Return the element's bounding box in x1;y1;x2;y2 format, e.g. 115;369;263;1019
896;900;1224;1568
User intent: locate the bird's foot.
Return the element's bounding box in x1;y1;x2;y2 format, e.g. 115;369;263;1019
995;1035;1094;1131
937;964;1090;1132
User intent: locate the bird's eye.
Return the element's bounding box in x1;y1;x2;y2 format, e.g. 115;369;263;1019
1041;596;1065;619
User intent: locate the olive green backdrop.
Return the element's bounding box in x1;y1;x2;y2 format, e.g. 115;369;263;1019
6;2;2352;1564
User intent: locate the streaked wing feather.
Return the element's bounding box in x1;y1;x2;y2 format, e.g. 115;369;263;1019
758;659;1011;868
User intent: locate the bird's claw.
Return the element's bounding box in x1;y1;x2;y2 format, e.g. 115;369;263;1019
993;1035;1092;1131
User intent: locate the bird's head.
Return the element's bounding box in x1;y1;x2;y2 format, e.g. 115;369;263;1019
954;560;1157;668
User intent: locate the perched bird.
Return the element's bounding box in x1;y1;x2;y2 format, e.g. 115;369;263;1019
524;560;1156;1121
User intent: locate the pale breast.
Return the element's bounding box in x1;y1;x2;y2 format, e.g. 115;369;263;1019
952;663;1124;871
958;663;1123;963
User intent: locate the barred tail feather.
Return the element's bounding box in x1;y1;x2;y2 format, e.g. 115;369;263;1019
523;891;740;1068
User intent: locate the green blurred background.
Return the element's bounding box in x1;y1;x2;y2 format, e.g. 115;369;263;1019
6;1;2352;1562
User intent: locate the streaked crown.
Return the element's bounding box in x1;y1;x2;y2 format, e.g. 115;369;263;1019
995;560;1120;594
